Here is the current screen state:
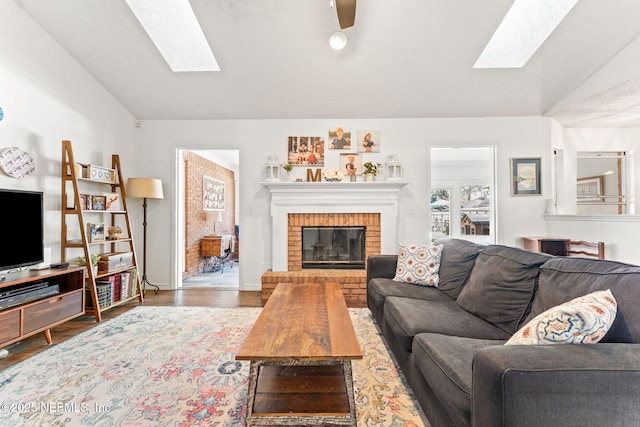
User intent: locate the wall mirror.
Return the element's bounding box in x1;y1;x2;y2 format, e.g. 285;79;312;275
576;151;627;215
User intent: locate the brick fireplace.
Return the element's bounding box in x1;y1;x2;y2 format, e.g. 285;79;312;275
261;181;406;307
288;213;380;271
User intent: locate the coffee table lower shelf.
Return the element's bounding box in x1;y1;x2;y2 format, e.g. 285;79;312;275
246;360;356;426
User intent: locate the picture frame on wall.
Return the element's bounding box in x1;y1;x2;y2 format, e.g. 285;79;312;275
328;127;351;150
203;176;225;211
357;129;380;153
577;176;604;201
287;136;325;166
511;157;542;196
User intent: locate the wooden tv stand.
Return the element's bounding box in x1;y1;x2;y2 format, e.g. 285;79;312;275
0;267;85;349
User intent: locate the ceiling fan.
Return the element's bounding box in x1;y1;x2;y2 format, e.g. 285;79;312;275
334;0;356;29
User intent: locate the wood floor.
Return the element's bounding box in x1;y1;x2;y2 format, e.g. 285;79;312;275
0;289;261;370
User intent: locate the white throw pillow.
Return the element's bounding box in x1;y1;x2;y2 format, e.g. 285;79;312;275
392;244;443;287
505;289;617;345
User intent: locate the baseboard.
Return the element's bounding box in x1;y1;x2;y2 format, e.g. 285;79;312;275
241;282;261;291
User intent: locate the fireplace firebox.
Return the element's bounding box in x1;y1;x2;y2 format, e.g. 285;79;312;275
302;226;366;269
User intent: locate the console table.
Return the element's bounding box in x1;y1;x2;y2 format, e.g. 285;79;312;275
200;234;235;273
522;237;569;256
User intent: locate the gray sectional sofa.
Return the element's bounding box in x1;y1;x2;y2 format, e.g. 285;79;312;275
366;238;640;427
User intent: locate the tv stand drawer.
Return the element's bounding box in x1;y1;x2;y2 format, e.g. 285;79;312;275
0;310;20;344
23;290;83;334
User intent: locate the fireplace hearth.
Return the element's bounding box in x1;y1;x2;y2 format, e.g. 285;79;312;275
302;226;365;269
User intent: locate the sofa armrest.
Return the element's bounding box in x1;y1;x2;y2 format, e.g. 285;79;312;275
472;344;640;427
366;255;398;283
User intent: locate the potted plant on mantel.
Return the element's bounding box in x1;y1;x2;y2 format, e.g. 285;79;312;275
281;163;293;181
363;161;382;182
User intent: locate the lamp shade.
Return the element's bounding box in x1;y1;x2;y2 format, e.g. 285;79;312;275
205;210;223;222
126;178;164;199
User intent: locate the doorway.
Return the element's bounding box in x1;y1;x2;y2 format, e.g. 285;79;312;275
176;149;240;290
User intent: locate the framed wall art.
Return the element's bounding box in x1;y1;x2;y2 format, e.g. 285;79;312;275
511;157;541;196
357;130;380;153
287;136;324;166
577;176;604;201
203;176;224;211
328;127;351;150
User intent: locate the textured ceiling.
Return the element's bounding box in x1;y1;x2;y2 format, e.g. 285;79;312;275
14;0;640;126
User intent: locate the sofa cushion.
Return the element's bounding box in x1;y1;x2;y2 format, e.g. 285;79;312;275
506;289;617;345
531;257;640;343
412;333;505;426
369;278;454;306
456;245;552;334
393;243;443;286
367;277;454;326
384;296;511;352
434;238;486;299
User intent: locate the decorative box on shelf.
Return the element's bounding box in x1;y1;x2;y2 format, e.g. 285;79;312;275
83;164;116;183
97;251;133;273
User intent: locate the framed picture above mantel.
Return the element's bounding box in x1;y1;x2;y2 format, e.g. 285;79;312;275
511;157;541;196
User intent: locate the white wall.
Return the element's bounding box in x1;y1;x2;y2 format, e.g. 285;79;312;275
133;117;553;290
0;1;137;267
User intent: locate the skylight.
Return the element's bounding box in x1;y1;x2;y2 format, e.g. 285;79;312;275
474;0;579;69
125;0;220;72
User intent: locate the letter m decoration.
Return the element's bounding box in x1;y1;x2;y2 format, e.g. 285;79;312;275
307;168;322;182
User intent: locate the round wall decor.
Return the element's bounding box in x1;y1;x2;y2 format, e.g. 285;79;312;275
0;147;35;178
0;106;4;122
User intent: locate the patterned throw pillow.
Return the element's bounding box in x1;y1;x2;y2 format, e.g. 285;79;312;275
505;289;617;346
392;244;443;287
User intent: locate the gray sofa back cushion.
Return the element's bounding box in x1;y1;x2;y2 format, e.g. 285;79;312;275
530;257;640;343
455;245;552;334
434;238;486;299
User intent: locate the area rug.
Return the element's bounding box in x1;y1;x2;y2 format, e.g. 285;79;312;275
0;307;427;426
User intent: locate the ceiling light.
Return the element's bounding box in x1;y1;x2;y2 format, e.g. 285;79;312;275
474;0;579;68
329;31;347;50
125;0;220;72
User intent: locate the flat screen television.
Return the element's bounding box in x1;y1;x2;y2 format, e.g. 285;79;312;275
0;189;44;271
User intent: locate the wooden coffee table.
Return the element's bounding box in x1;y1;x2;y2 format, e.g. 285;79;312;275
236;282;362;426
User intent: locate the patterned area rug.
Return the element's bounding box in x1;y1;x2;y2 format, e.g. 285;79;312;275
0;307;426;426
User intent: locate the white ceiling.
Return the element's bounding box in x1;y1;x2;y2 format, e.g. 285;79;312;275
14;0;640;126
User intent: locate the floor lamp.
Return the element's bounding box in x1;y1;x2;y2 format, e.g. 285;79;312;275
126;177;164;295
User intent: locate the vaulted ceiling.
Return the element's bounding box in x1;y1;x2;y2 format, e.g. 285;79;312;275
14;0;640;126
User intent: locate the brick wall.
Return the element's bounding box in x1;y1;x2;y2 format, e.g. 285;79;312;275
184;151;235;278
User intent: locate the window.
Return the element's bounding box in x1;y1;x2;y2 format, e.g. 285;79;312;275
430;147;496;243
430;188;451;240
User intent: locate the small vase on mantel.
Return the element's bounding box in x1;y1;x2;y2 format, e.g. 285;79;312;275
364;173;375;182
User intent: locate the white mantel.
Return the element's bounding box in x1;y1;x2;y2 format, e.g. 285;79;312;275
262;181;409;271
